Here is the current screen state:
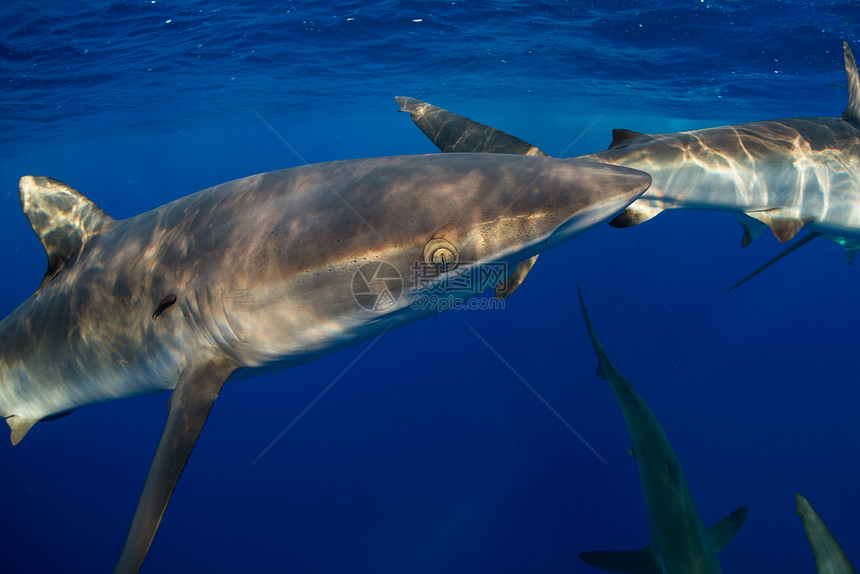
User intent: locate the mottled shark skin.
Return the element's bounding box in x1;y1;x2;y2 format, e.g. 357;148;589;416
398;42;860;251
577;286;747;574
0;153;650;573
796;492;857;574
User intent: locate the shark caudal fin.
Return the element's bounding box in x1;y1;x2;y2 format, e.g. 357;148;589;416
19;176;114;291
114;357;238;574
842;43;860;125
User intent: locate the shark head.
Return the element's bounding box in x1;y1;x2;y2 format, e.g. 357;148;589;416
324;153;650;314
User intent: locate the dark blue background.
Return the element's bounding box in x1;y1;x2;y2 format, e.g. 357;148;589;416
1;2;859;572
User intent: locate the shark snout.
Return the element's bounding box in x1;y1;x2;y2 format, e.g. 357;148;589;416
536;158;652;251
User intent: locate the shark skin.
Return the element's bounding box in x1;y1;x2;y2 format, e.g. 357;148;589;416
0;152;650;573
398;42;860;252
577;286;747;574
795;492;857;574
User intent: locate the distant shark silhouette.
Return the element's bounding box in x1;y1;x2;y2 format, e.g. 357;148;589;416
577;286;747;573
397;42;860;288
0;153;650;573
795;492;857;573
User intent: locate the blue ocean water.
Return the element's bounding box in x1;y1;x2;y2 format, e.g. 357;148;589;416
1;1;859;572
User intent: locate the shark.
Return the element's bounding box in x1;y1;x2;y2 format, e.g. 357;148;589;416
577;286;747;573
0;152;650;573
795;492;857;574
397;42;860;287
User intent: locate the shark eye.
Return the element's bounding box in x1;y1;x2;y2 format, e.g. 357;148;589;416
423;237;459;271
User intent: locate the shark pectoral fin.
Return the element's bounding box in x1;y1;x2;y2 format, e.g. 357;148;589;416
742;209;809;243
734;212;770;247
18;176;114;290
706;505;749;554
579;545;660;574
494;255;539;299
395;96;549;156
609;199;666;228
114;357;238;574
6;415;38;445
726;232;822;293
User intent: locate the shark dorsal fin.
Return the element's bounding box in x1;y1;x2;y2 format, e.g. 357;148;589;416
395;96;549;156
842;42;860;124
19;176;114;290
707;506;749;554
608;129;650;150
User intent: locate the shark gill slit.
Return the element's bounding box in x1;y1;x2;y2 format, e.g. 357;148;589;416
152;294;177;321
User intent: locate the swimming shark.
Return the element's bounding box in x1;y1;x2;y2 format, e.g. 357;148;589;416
577;286;747;573
0;153;650;573
795;492;857;573
397;42;860;283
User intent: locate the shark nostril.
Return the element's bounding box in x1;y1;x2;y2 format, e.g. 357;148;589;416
423;237;459;271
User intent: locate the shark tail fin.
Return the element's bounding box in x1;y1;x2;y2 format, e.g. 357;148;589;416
842;42;860;124
395;96;549;156
707;505;749;554
579;545;661;574
19;176;115;291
